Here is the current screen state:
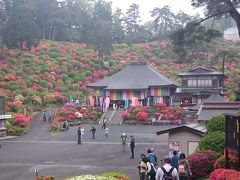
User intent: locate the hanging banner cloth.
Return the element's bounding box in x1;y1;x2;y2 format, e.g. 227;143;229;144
89;96;95;106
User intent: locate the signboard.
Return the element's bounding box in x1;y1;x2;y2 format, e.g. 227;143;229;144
169;141;182;156
0;96;5;115
224;114;240;169
0;114;12;120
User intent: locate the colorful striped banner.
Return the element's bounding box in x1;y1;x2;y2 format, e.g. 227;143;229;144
150;87;169;96
110;91;123;100
122;90;146;100
93;89;104;96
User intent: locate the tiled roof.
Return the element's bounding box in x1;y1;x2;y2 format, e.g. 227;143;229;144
178;66;225;76
156;123;206;136
87;63;178;90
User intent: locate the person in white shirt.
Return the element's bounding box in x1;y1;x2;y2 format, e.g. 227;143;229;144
155;156;179;180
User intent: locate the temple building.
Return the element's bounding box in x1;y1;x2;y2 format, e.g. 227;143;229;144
174;66;226;107
87;62;178;109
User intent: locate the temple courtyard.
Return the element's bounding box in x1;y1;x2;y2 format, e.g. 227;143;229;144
0;112;171;180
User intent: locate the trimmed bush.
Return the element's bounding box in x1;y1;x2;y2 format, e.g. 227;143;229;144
199;131;225;154
207;115;225;133
188;151;218;179
122;112;130;121
210;168;240;180
136;112;148;121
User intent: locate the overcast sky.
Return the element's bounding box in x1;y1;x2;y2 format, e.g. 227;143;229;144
105;0;204;22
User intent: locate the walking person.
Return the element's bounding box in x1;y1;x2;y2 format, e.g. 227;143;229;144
151;148;158;167
147;148;158;167
171;150;179;170
42;110;47;122
129;135;135;159
155;156;179;180
139;156;151;180
178;153;192;180
77;126;82;144
90;126;96;139
121;133;127;152
104;127;109;138
138;154;146;180
102;117;107;129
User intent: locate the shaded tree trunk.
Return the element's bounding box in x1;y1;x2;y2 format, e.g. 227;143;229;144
43;23;46;39
52;26;56;41
225;0;240;39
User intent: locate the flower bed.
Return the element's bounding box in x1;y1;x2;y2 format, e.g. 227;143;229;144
210;168;240;180
122;103;183;125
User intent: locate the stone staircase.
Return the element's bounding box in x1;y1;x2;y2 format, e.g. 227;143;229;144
100;108;125;125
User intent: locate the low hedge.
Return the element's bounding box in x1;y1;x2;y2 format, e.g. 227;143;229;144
210;168;240;180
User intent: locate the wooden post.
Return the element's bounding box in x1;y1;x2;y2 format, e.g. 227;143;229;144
225;116;229;169
238;118;240;170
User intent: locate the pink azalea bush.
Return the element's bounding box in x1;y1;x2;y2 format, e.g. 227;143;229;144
210;168;240;180
188;151;218;179
122;112;130;121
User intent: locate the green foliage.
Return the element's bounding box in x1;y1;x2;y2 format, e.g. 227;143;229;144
39;80;48;88
3;5;40;50
199;131;225;154
207;115;225;133
48;52;59;59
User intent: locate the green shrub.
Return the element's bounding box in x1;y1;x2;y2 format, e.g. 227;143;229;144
23;58;31;64
50;47;58;52
48;52;59;58
100;172;130;180
85;70;91;76
40;66;49;73
39;55;47;60
207;115;225;133
67;64;73;72
199;131;225;154
39;80;48;88
68;72;75;78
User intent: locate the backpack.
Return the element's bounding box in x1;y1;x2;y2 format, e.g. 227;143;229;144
148;163;156;175
161;167;175;180
178;162;186;175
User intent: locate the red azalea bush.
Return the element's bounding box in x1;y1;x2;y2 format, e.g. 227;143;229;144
188;151;218;179
156;102;167;109
210;168;240;180
214;149;239;170
13;114;29;127
122;112;130;121
136;112;148;121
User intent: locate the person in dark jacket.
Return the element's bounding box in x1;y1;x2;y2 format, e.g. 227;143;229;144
90;126;96;139
171;150;179;169
129;135;135;159
77;126;81;144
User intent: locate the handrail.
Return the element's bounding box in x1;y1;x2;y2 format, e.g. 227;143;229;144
99;111;107;124
109;109;116;122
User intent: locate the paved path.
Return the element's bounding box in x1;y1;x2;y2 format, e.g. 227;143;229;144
0;112;174;180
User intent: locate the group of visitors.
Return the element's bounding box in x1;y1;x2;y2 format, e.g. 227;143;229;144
42;110;52;123
77;117;110;144
138;150;192;180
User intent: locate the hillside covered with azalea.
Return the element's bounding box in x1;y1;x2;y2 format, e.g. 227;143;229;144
1;39;240;133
